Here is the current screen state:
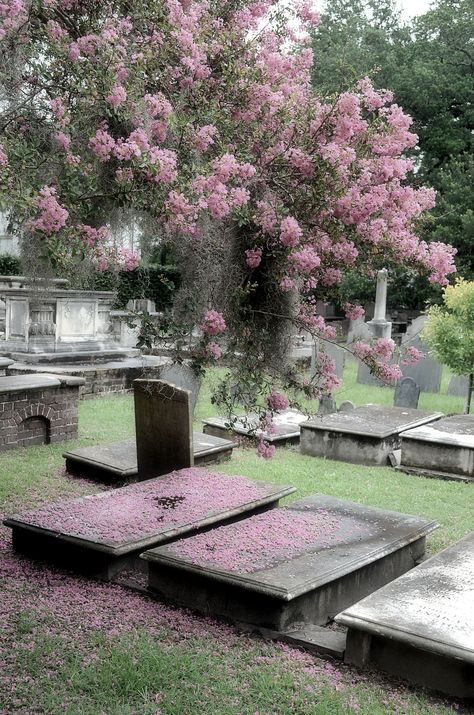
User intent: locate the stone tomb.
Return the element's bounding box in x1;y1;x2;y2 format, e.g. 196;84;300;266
202;408;308;446
141;495;438;632
300;405;443;466
64;433;235;481
64;379;235;481
3;467;295;580
398;414;474;482
0;373;84;452
336;532;474;699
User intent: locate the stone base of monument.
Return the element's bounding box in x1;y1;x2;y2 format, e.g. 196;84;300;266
202;409;308;446
336;533;474;700
398;415;474;482
63;432;235;481
300;406;443;466
3;468;295;581
141;495;437;632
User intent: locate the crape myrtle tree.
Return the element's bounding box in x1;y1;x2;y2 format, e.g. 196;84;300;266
424;279;474;415
0;1;456;455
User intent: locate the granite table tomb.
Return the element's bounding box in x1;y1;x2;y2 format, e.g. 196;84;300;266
3;467;295;580
336;532;474;699
398;414;474;481
63;432;235;481
300;405;443;466
202;409;308;446
141;495;438;631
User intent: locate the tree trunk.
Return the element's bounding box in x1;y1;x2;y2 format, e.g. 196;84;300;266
465;372;473;415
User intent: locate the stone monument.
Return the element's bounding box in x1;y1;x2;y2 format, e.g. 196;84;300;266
367;269;392;339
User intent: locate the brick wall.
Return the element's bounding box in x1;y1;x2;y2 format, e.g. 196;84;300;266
0;376;83;451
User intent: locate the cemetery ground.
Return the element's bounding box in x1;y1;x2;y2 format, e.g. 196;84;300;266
1;364;472;715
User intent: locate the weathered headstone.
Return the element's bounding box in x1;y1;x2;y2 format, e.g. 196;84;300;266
134;379;193;479
447;374;469;397
356;361;386;387
347;317;371;344
311;341;345;381
318;395;337;415
401;316;442;393
338;400;355;413
394;377;420;409
159;362;202;413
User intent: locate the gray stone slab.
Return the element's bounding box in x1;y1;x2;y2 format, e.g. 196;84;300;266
4;468;295;580
134;379;193;478
400;415;474;479
203;409;308;445
0;357;14;369
394;377;420;409
300;406;444;466
142;495;438;631
278;625;346;659
447;374;469;397
0;374;61;394
336;532;474;699
318;396;337;415
63;432;235;480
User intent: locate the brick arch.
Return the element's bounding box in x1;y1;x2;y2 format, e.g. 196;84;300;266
12;403;54;426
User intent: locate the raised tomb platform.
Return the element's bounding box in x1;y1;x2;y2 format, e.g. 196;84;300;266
63;432;235;480
300;405;444;466
398;414;474;482
0;374;83;451
141;495;438;632
336;532;474;699
0;275;164;396
202;409;308;446
3;468;295;580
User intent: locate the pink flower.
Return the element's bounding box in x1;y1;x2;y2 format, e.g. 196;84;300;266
401;345;425;365
344;303;365;321
280;216;302;247
206;341;222;360
201;309;226;335
257;438;276;460
289;247;320;274
89;128;116;162
55;132;71;152
245;247;263;269
28;186;68;235
266;389;289;412
194;124;218;152
375;337;395;360
106;84;127;107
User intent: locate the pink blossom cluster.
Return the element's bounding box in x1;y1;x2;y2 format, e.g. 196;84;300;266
401;345;425;366
257;438;276;460
201;309;226;335
245;247;263;269
352;339;402;384
0;0;27;40
194;124;218;152
280;216;302;247
205;341;222;360
266;389;289;412
344;303;365;321
28;186;69;235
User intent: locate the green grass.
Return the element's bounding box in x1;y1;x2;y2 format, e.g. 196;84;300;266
0;367;473;714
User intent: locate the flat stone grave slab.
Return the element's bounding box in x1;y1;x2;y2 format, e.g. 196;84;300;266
63;432;235;481
141;495;438;632
399;414;474;482
3;468;295;580
336;532;474;699
300;405;443;466
202;409;308;445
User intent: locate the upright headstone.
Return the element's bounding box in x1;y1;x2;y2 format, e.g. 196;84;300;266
394;377;420;409
401;316;442;393
134;379;193;479
447;374;469;397
367;268;392;339
318;395;337;415
160;363;202;413
347;317;372;344
338;400;355;413
311;341;345;380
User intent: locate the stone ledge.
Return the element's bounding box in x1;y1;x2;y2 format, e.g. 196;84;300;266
0;375;61;394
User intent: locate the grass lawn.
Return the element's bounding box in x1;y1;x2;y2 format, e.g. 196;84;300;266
0;365;472;714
